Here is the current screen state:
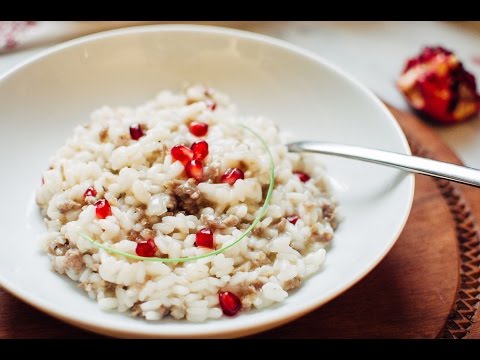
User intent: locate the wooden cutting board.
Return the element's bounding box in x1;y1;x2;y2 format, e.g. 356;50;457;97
1;104;479;339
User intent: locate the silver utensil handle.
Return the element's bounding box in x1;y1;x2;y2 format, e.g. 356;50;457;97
288;141;480;188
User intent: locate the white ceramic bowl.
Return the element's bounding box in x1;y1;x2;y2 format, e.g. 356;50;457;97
0;25;414;338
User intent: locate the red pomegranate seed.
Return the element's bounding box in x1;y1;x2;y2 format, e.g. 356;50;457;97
171;145;194;165
293;171;311;182
135;239;157;257
95;199;112;219
185;159;204;181
129;123;144;140
191;140;209;161
195;228;214;248
219;291;241;316
206;99;217;111
286;215;300;225
221;168;244;186
83;186;97;198
189;121;209;137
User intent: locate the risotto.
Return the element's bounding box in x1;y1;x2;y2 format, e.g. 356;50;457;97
36;85;338;321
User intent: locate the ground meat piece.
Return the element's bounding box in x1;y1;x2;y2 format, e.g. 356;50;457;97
277;218;288;233
248;251;270;267
116;134;130;147
250;281;263;290
134;207;153;229
186;98;199;105
103;281;117;295
200;214;224;229
203;162;221;181
130;302;142;317
322;204;335;221
241;296;254;311
304;201;316;212
141;228;156;240
240;283;264;311
127;230;143;243
200;214;240;230
47;235;70;256
140;218;151;228
283;277;301;291
57;199;82;214
238;160;249;172
173;178;200;199
241;292;255;310
312;231;333;243
63;249;84;273
252;226;270;238
146;143;167;164
165;178;211;215
78;282;92;292
164;195;177;210
224;214;240;227
99;127;109;142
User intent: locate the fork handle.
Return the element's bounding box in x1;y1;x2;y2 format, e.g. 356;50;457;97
288;141;480;188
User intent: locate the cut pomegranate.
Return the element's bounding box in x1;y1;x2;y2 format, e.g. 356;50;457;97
189;121;209;137
171;145;194;165
129;123;144;140
286;215;300;225
95;199;112;219
219;291;241;316
135;239;157;257
398;46;480;124
195;228;214;248
206;99;217;111
191;140;209;161
83;186;97;198
185;159;204;181
220;168;244;186
293;171;311;182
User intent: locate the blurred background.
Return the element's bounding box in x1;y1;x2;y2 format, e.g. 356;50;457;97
1;21;479;166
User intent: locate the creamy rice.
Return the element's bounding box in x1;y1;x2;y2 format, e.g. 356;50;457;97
36;85;338;321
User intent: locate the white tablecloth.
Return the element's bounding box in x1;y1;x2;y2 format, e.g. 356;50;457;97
1;21;479;167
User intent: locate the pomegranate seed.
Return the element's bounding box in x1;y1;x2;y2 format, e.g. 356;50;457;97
206;99;217;111
171;145;194;165
189;121;209;137
135;239;157;257
293;171;311;182
191;140;209;161
95;199;112;219
185;159;204;181
129;123;144;140
195;228;214;248
221;168;244;186
219;291;241;316
286;215;300;225
83;186;97;198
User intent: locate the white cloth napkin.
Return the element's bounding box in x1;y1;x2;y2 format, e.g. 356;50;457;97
0;21;159;53
0;21;254;54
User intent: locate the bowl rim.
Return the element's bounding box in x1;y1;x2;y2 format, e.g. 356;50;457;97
0;23;415;338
